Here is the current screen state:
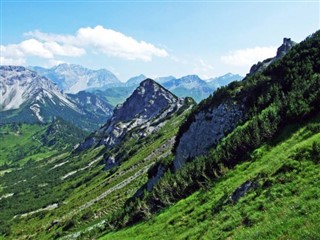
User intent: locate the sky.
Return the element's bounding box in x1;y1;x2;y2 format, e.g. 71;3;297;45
1;0;319;81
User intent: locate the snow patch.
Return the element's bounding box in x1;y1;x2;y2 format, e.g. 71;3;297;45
30;104;44;122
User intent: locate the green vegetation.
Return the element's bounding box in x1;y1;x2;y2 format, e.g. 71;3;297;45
0;123;61;167
0;100;193;239
0;118;88;167
103;119;320;239
1;31;319;240
99;30;320;235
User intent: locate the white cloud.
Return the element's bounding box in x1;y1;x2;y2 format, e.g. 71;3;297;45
20;39;54;58
1;26;168;67
1;38;85;67
23;25;168;62
25;30;75;43
43;41;85;57
221;46;277;67
0;56;26;66
75;26;168;61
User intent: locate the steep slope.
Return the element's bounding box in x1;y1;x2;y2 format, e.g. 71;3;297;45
0;66;113;131
104;118;320;240
67;91;113;120
248;38;296;76
32;64;121;93
78;79;186;152
98;31;320;237
173;37;298;170
0;66;75;112
0;80;194;239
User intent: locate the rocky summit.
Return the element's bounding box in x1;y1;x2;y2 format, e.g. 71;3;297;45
249;38;296;76
77;79;186;151
0;66;113;131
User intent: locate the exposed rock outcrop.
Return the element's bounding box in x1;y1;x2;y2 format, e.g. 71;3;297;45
77;79;186;151
174;101;244;170
229;180;258;203
249;38;296;76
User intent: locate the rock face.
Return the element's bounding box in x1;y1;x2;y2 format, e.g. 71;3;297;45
229;181;258;203
0;66;113;131
276;38;296;58
249;38;296;76
174;101;244;170
78;79;185;150
67;91;113;119
0;65;78;114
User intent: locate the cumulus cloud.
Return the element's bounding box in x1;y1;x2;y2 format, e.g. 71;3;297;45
24;30;75;43
21;25;168;62
75;26;168;61
1;38;85;66
221;46;277;67
1;26;168;66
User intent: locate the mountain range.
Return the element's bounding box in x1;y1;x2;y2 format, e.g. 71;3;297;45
0;66;113;131
31;64;121;94
31;64;243;104
1;32;319;240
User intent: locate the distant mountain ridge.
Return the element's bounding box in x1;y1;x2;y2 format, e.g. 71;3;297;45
0;66;113;131
207;73;243;89
32;63;121;94
31;64;242;104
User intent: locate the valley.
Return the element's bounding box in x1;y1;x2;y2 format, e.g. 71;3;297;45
0;22;319;240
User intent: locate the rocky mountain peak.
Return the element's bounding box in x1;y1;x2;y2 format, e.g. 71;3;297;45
77;79;185;151
113;78;178;122
276;38;296;59
0;65;64;111
249;37;296;76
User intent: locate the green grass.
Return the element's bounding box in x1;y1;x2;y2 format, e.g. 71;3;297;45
102;122;320;240
0;104;192;239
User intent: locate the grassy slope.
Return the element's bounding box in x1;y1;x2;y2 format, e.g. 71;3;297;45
103;120;320;240
0;105;191;239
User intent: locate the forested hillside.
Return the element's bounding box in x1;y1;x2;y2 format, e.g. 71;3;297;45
100;30;320;238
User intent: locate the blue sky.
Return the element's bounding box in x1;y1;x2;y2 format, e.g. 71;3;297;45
1;1;319;81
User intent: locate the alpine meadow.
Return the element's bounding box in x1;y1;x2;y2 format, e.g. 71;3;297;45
0;2;319;240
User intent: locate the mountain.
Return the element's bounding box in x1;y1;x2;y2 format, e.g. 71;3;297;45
125;74;147;86
0;66;113;131
1;32;319;240
207;73;243;89
248;38;296;76
67;91;113;119
32;63;121;93
155;76;176;84
161;75;213;102
99;32;320;238
92;87;136;107
77;79;188;153
0;78;194;239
